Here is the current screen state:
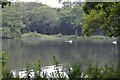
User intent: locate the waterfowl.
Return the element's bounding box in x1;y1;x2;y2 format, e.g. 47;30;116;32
65;40;73;43
112;40;117;45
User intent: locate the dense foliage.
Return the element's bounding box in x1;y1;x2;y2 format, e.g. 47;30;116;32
83;2;120;37
0;0;11;8
1;1;84;38
1;1;120;38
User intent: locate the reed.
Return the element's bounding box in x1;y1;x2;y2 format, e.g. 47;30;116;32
1;52;120;80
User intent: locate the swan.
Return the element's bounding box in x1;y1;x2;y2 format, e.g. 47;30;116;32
112;40;117;45
65;40;73;43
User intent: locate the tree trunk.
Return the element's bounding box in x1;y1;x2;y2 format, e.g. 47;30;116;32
43;25;46;35
75;29;78;36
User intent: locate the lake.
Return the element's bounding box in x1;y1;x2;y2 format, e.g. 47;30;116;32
2;39;118;70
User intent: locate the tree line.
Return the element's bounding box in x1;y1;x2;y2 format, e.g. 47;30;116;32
1;1;120;38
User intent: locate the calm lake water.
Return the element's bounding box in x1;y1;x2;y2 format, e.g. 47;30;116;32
2;39;118;70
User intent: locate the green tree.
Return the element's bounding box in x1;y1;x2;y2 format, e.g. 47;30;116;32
83;2;120;37
59;1;83;35
2;3;26;38
28;5;59;34
70;1;83;35
82;9;105;36
0;0;11;8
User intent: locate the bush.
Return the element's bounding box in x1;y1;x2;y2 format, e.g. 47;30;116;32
2;51;13;79
68;64;83;79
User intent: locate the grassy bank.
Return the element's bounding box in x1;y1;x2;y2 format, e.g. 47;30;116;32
21;32;116;42
2;31;116;42
21;32;60;41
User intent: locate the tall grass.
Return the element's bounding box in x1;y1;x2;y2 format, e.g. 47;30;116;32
1;52;120;79
2;51;13;79
0;62;2;80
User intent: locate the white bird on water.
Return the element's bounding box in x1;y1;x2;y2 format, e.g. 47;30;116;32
65;40;73;43
112;40;117;45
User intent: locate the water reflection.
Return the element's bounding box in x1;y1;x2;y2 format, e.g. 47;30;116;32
2;39;118;69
